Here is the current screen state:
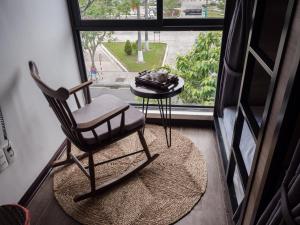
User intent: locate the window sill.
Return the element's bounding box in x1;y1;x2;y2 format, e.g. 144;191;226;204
140;109;214;121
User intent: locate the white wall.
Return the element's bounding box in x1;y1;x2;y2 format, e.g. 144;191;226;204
0;0;81;204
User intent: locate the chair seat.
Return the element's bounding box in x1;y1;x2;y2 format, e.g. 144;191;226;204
72;94;145;145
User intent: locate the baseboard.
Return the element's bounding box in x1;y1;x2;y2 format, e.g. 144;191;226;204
18;139;68;207
146;118;214;128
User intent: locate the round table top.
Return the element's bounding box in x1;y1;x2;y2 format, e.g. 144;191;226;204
130;77;184;99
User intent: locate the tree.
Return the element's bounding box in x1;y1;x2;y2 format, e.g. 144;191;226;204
131;0;144;62
79;0;115;73
81;31;113;68
80;0;105;19
164;0;180;17
117;0;131;18
79;0;95;14
173;32;222;105
144;0;149;51
217;0;225;11
124;40;133;55
79;0;145;64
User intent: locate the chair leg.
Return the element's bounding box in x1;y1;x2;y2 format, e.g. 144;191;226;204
88;153;96;192
138;129;151;160
73;130;159;202
52;139;74;168
73;153;159;202
66;139;71;160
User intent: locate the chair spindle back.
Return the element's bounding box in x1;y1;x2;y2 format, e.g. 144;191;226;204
28;61;83;147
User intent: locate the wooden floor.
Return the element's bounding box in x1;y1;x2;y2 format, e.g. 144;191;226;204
28;126;232;225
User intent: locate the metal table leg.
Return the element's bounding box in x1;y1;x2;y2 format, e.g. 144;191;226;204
142;97;172;147
142;98;149;134
157;97;172;147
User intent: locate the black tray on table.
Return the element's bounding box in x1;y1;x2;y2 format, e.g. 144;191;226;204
135;70;179;91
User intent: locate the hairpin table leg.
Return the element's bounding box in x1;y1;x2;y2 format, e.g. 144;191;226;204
157;97;172;147
142;98;149;134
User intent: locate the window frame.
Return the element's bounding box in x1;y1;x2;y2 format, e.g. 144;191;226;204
67;0;227;108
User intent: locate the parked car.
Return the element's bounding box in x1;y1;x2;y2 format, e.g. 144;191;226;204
184;8;202;15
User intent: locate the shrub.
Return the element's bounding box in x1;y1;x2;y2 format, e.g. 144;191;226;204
124;40;132;55
132;40;138;53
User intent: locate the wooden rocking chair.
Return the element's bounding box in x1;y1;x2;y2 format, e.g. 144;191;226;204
28;61;158;202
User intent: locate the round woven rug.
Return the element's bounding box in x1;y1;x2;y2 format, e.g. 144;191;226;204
53;125;207;225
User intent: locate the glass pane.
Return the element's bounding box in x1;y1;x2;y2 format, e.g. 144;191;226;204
163;0;225;18
79;0;157;20
80;31;221;106
233;166;244;205
251;0;288;68
245;55;271;126
239;119;256;174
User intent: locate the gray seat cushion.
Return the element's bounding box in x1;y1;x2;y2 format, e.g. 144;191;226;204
72;94;145;145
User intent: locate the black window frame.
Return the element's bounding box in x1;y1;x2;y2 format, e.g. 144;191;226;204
67;0;228;108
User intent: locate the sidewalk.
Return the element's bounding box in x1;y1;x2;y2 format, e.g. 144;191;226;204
84;46;137;88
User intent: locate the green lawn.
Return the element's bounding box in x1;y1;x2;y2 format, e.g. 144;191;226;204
207;5;224;18
103;42;167;72
208;9;224;18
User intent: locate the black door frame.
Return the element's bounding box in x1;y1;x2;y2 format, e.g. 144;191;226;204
213;0;297;223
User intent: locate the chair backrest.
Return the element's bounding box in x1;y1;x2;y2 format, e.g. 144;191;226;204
28;61;83;147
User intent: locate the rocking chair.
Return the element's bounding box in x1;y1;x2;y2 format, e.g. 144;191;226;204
28;61;158;202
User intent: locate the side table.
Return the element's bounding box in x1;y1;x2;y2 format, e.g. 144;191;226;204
130;77;184;147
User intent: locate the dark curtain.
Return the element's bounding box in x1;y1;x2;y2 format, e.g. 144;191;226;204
256;139;300;225
217;0;253;116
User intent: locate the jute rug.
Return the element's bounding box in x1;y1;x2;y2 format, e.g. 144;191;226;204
53;125;207;225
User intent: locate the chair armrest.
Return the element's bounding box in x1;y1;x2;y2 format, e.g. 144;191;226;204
75;104;129;131
69;80;93;94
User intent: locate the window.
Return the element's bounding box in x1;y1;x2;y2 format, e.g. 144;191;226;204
78;0;225;20
163;0;225;19
68;0;225;108
79;0;157;20
81;30;221;106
